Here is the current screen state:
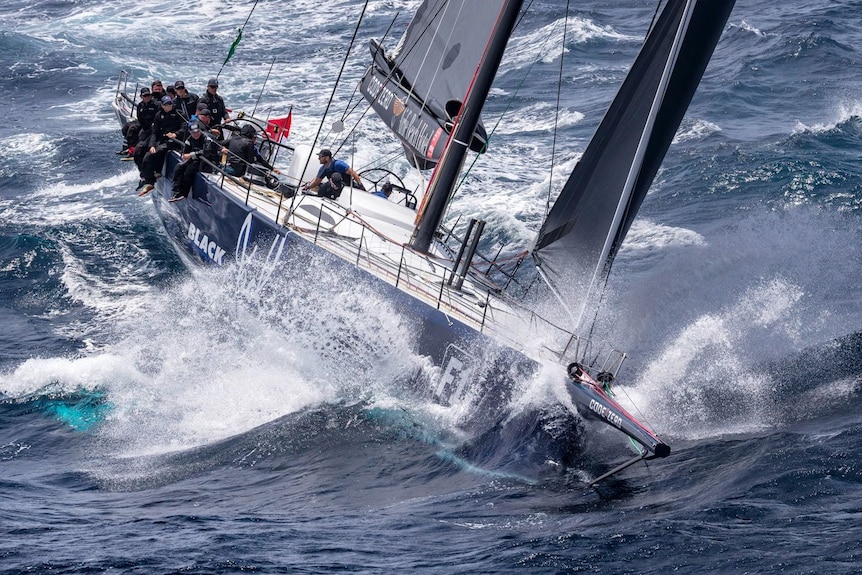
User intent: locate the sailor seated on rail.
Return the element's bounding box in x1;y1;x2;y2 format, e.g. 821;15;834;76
224;124;280;179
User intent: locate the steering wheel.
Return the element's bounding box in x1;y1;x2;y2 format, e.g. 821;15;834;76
358;168;418;209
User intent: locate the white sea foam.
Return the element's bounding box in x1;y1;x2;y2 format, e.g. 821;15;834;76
0;354;145;398
609;208;862;440
32;256;427;457
507;16;638;69
733;19;766;37
56;241;153;319
673;119;722;143
792;100;862;134
624;220;707;253
492;102;584;136
0;132;57;163
626;278;804;439
0;170;138;228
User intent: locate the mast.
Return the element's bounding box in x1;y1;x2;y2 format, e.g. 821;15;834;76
410;0;524;253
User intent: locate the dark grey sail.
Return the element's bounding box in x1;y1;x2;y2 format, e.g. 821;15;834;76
532;0;736;324
359;0;501;169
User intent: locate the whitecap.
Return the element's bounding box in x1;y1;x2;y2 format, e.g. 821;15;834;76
673;119;722;143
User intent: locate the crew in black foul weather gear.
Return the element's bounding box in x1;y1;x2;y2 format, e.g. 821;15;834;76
198;77;230;126
224;124;277;178
139;96;184;195
170;121;221;202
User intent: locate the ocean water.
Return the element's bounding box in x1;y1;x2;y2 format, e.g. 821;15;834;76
2;0;861;573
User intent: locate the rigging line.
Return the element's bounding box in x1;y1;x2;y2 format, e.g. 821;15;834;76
331;14;404;160
216;0;261;78
582;0;667;342
616;383;661;450
647;0;666;37
449;0;549;199
340;12;401;122
338;14;414;153
251;57;276;117
391;0;452;119
336;0;450;159
287;0;370;217
304;0;370;166
545;0;570;220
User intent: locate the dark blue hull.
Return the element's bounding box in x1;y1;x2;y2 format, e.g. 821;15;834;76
151;155;525;414
148;153;669;477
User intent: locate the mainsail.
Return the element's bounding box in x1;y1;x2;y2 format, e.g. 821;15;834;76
359;0;500;169
532;0;736;326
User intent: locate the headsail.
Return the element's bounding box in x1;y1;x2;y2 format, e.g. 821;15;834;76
359;0;501;169
532;0;736;326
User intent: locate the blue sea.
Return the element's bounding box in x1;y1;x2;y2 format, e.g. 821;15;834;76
2;0;861;572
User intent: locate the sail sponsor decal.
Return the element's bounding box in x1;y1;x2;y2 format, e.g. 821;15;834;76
362;70;439;160
187;221;227;265
364;71;397;114
426;127;444;158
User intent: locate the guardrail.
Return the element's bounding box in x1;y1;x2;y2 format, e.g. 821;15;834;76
114;74;626;380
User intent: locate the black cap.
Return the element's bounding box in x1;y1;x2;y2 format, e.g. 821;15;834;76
140;87;151;96
188;121;202;132
166;85;176;94
197;108;211;116
330;172;344;189
318;149;332;158
207;78;219;87
174;80;185;89
152;80;163;87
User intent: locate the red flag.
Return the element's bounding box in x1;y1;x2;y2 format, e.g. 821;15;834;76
264;112;291;143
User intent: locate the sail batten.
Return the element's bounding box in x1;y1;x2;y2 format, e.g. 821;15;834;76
532;0;736;327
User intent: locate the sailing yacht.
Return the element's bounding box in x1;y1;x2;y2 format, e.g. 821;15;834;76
112;0;736;484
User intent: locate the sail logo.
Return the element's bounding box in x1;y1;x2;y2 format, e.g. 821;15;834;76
187;221;227;265
364;73;396;113
362;69;435;158
394;105;434;159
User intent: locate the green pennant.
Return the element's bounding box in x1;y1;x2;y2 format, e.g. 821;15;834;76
223;28;243;66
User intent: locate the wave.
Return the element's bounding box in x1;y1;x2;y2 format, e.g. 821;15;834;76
506;15;639;70
604;207;862;441
673;118;722;143
792;101;862;134
732;19;767;38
